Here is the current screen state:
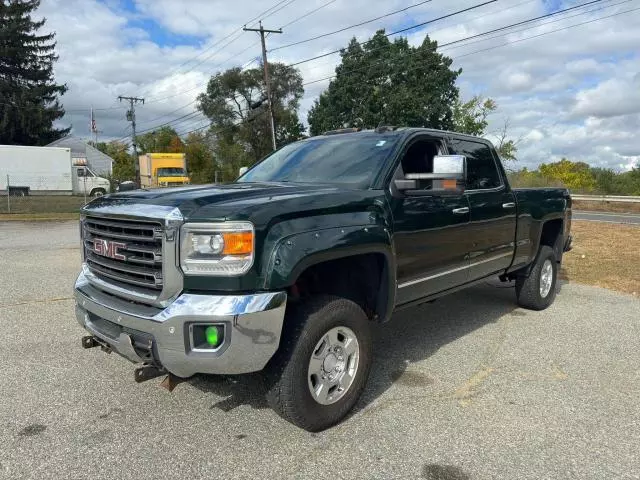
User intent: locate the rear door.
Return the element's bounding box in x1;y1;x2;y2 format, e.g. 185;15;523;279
447;137;516;280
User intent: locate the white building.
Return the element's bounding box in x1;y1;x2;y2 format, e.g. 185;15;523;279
46;136;114;175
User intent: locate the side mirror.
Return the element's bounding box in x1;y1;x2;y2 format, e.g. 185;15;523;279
394;155;466;196
238;166;248;177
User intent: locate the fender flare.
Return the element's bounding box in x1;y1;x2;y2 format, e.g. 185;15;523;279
263;224;396;322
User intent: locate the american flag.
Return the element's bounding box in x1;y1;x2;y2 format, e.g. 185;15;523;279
90;108;97;133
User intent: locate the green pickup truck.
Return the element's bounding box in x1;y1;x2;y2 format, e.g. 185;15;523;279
74;127;572;431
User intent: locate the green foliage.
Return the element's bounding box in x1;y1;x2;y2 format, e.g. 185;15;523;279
307;31;460;135
136;126;184;154
508;168;565;189
94;140;135;183
452;96;496;136
496;139;518;162
0;0;69;145
539;158;597;192
184;132;215;184
197;62;304;174
451;96;518;162
509;159;640;195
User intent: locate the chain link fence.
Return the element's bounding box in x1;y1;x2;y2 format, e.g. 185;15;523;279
1;174;91;215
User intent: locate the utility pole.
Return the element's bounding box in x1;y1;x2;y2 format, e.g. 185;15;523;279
243;21;282;151
118;95;145;185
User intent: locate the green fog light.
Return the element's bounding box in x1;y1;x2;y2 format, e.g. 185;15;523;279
205;326;221;346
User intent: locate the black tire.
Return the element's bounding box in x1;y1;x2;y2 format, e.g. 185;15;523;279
516;245;557;310
91;188;106;197
265;295;373;432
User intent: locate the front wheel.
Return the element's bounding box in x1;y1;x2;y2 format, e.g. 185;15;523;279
265;295;372;431
90;188;107;197
516;245;558;310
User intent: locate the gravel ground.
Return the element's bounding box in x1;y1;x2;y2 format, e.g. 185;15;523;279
1;221;639;480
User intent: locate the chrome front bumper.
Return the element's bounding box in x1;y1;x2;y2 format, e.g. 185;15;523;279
74;269;287;377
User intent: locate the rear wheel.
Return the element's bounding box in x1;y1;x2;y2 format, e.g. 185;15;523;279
516;245;557;310
265;295;372;431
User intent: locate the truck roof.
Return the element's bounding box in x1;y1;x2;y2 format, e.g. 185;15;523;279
314;127;491;143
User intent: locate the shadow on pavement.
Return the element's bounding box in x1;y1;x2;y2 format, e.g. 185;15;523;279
189;279;561;414
355;281;518;412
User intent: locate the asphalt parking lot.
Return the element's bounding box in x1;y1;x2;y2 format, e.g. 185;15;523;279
1;221;639;480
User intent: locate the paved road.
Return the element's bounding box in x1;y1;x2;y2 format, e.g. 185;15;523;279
573;210;640;224
1;221;639;480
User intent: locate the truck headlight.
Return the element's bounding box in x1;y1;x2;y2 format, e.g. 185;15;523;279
180;222;254;276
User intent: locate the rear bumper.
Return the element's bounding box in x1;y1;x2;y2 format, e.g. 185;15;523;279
74;270;286;377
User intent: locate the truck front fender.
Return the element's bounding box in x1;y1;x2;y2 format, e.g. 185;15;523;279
263;224;396;322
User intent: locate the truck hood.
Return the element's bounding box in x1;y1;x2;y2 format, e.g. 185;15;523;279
85;182;384;227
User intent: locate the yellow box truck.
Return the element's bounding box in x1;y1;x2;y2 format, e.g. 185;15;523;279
139;153;190;188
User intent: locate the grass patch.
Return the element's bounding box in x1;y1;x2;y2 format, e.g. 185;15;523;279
561;221;640;295
0;212;79;221
0;195;87;214
572;200;640;214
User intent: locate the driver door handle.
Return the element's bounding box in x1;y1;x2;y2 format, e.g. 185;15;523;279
452;207;469;215
502;202;516;209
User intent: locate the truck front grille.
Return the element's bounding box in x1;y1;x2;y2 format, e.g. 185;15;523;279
83;216;164;292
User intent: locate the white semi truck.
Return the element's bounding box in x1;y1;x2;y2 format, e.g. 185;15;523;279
0;145;111;196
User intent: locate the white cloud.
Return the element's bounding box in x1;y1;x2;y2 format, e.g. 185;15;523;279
572;75;640;119
34;0;640;170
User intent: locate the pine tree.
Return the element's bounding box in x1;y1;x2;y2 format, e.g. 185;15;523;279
0;0;69;145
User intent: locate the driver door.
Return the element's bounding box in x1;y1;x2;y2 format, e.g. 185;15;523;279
388;136;471;306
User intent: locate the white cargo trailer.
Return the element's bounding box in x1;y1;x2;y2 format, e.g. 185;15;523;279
0;145;110;196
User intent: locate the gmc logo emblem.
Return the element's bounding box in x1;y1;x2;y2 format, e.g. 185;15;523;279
93;238;126;261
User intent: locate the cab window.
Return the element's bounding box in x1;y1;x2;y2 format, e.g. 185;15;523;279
448;139;501;190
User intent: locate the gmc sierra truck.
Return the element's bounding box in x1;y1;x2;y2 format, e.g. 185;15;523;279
74;127;572;431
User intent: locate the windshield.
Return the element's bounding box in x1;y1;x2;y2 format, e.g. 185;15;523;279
157;167;186;176
238;134;399;188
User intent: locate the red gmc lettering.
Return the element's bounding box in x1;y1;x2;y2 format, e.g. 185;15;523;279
93;239;126;261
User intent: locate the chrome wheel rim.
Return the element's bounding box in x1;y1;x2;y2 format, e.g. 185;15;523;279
307;326;360;405
540;259;554;298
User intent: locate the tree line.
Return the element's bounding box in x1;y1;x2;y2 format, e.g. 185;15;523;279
100;31;520;185
4;2;636;196
509;159;640;195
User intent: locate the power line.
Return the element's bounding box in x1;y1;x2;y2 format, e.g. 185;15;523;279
451;5;640;61
287;0;498;67
132;110;203;136
439;0;629;51
136;100;198;126
433;0;604;49
103;0;526;136
118;96;145;184
138;0;496;115
279;0;339;29
262;0;299;22
244;21;283;151
297;0;538;75
270;0;434;52
303;5;638;91
142;41;260;105
300;0;613;87
136;0;298;99
116;2;635;145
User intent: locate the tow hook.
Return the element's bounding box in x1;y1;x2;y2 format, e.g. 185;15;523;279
81;335;100;349
134;365;185;392
81;335;112;354
134;364;165;383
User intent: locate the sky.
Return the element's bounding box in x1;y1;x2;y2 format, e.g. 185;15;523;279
38;0;640;171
